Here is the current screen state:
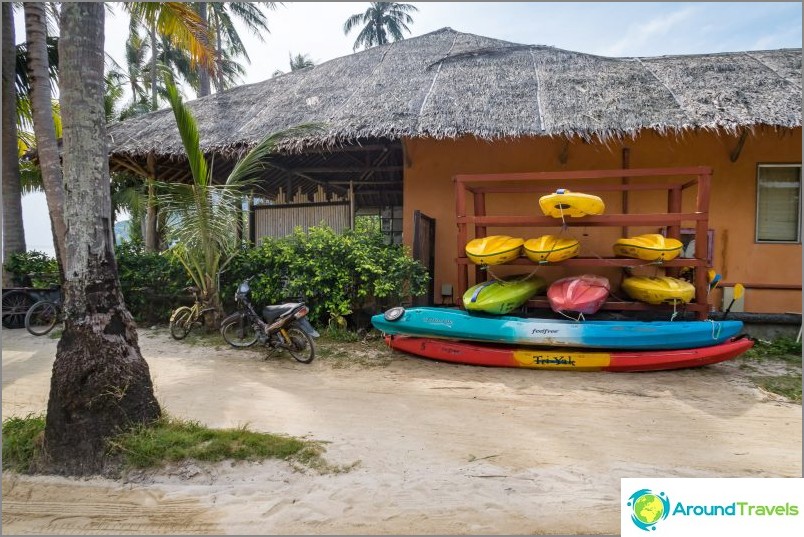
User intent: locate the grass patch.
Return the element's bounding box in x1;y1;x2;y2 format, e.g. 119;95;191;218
1;413;46;473
316;336;394;369
735;336;801;402
108;416;318;469
754;374;802;402
2;414;342;475
321;326;361;343
743;337;802;363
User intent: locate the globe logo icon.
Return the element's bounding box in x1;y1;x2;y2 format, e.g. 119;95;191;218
627;489;670;531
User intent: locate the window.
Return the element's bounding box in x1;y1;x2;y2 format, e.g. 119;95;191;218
756;164;802;243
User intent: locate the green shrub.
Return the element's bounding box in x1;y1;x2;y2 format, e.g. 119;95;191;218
223;220;429;327
115;240;190;323
3;251;58;287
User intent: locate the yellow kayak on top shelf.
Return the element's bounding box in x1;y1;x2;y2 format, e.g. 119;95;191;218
465;235;524;265
539;189;605;218
613;233;684;261
523;235;580;263
621;276;695;305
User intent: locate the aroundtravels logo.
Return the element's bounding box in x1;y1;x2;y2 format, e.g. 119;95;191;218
625;484;800;533
622;478;803;536
627;489;671;531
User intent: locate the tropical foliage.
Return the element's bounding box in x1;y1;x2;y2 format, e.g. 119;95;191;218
115;241;189;322
343;2;418;51
2;250;58;287
223;219;429;327
159;80;314;323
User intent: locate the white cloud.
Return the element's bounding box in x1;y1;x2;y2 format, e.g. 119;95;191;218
602;5;700;56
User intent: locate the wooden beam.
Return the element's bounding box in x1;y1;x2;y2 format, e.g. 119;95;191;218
457;213;706;226
264;162;349;194
456;166;712;183
730;130;749;162
111;155;149;177
292;165;402;173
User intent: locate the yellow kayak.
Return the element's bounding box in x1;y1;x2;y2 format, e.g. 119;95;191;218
621;276;695;305
465;235;524;265
539;189;605;218
613;234;683;261
523;235;580;263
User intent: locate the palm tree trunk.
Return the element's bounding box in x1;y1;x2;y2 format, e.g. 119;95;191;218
145;152;158;251
24;2;66;279
2;3;26;283
149;20;157;110
45;2;160;476
215;15;224;92
143;21;161;252
197;2;210;96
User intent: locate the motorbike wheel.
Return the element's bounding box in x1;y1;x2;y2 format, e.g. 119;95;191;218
169;306;194;340
285;325;315;364
25;300;60;336
221;314;259;348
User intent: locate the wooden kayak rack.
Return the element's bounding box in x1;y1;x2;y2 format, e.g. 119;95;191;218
454;167;713;320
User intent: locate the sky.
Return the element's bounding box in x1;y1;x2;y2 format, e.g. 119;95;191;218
12;1;804;257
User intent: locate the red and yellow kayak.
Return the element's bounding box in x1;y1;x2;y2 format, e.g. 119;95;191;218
386;335;754;372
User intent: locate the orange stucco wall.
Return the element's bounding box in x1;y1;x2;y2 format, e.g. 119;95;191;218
402;128;802;314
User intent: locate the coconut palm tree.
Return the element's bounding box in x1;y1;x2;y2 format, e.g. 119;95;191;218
199;2;278;95
289;52;315;71
159;80;315;325
44;1;160;476
23;1;67;277
343;2;418;51
2;3;25;275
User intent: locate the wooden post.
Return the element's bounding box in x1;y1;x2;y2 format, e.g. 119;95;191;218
473;190;487;285
695;171;712;320
621;148;630;238
455;177;468;304
145;151;158;252
349;180;355;230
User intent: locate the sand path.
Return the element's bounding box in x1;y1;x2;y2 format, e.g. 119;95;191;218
2;328;800;534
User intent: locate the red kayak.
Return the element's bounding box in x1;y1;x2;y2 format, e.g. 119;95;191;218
386;335;754;372
547;274;610;315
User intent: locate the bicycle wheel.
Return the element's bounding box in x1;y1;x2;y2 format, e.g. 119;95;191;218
169;306;195;340
285;325;316;364
25;300;60;336
221;314;258;348
2;291;33;329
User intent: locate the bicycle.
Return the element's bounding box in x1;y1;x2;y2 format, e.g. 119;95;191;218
25;296;64;336
169;287;217;340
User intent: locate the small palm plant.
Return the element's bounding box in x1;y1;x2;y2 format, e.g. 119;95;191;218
160;81;315;326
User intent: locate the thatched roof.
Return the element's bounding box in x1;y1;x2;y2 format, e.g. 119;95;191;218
106;28;801;208
107;27;801;159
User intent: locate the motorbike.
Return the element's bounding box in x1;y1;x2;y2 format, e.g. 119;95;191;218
220;277;319;363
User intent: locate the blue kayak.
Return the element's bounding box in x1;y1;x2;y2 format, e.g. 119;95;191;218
371;307;743;350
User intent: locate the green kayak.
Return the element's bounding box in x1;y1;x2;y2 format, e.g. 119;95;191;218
463;274;546;314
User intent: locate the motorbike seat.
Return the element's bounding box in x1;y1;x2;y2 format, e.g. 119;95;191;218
262;303;301;322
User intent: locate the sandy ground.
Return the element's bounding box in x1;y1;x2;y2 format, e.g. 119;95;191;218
1;326;801;535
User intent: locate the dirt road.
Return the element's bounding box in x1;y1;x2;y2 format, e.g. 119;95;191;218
2;328;801;534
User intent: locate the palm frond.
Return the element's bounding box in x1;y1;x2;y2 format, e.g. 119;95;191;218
226;124;323;187
223;1;272;38
343;13;366;35
126;2;216;76
164;81;208;185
